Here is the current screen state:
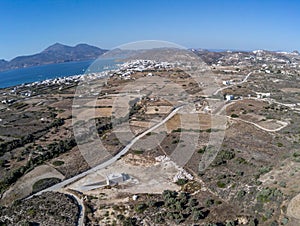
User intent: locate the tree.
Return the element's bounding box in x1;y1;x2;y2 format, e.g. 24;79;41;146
178;192;189;206
162;190;177;200
226;221;236;226
188;198;198;208
176;179;188;186
123;217;138;226
193;210;205;221
134;203;148;213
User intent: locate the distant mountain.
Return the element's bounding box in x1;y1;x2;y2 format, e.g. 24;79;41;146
0;43;108;72
0;59;8;69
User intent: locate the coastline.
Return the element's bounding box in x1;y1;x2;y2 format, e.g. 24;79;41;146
0;59;117;89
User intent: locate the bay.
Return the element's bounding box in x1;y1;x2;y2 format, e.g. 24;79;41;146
0;59;117;88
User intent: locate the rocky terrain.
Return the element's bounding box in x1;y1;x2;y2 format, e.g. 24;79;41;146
0;192;79;226
0;43;107;72
0;49;299;225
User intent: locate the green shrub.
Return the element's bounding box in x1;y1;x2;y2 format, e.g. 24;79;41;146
32;177;61;193
235;157;247;164
154;213;165;224
198;146;207;154
258;166;272;175
27;208;36;217
281;217;289;225
172;128;182;133
133;150;144;154
237;190;246;199
293;152;300;158
277;142;283;147
175;179;188;186
172;139;179;144
123;217;138;226
226;221;236;226
134;203;148;213
162;190;177;200
206;199;214;207
213;150;235;166
188;198;198;207
279;181;287;188
256;187;282;203
52;160;64;166
193;210;205;221
217;181;226;188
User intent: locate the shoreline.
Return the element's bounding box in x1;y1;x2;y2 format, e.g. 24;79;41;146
0;58;117;90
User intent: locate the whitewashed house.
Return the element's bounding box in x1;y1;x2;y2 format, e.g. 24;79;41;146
225;94;234;101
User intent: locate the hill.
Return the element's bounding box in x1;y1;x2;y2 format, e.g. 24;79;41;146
0;43;107;72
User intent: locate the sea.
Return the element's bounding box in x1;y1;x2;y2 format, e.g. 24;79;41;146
0;59;118;88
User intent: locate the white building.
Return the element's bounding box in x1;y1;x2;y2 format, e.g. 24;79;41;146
222;80;232;85
225;95;234;101
256;92;270;99
106;173;129;185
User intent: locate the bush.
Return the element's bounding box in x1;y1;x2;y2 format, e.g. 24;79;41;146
123;217;138;226
162;190;177;200
193;209;205;221
217;181;226;188
248;218;259;226
175;179;188;186
256;187;282;203
213;150;235;166
52;160;64;166
235;157;247;164
116;214;125;221
188;198;198;207
152;201;164;208
293;152;300;157
27;208;36;217
277;142;283;147
270;221;279;226
165;197;177;206
172;139;179;144
32;177;61;193
198;146;207;154
278;181;286;188
206;199;214;207
154;213;165;224
0;159;5;167
178;192;189;206
171;212;185;224
172;128;182;133
281;217;289;225
134;203;148;213
237;190;246;199
231;114;239;118
258;166;272;175
226;221;236;226
133;150;144;154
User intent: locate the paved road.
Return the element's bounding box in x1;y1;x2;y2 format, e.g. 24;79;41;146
213;71;252;95
28;105;184;198
28;71;253;198
61;190;85;226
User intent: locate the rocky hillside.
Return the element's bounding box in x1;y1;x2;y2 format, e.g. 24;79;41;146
0;192;79;226
0;43;107;72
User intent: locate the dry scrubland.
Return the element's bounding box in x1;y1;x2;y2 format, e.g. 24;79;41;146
0;50;300;225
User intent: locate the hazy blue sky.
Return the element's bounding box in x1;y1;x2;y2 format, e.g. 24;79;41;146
0;0;299;60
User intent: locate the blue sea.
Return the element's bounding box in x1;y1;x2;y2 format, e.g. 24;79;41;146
0;59;118;88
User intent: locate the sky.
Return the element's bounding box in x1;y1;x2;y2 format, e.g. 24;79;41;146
0;0;299;60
